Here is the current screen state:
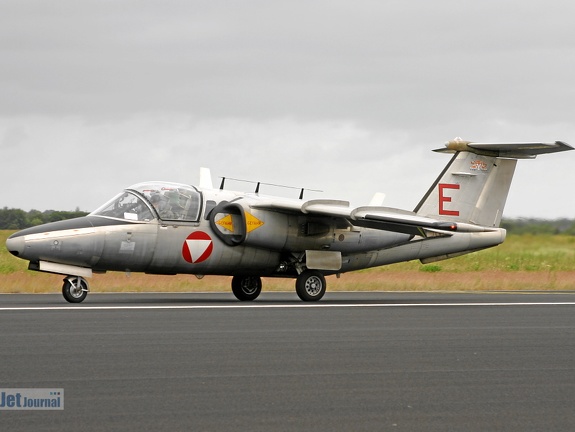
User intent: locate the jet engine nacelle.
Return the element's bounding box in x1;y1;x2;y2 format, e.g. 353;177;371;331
209;201;293;251
208;200;366;253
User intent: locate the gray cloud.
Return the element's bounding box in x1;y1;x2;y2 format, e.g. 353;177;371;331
1;0;574;218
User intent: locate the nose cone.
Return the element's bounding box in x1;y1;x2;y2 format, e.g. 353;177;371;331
6;233;25;257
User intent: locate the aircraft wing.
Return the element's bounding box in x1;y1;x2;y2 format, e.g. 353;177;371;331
251;199;472;237
348;207;458;236
253;198;352;217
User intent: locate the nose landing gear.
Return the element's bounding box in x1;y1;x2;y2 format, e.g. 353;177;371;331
62;276;89;303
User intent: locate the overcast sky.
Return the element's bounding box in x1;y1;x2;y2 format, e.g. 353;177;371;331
2;0;575;218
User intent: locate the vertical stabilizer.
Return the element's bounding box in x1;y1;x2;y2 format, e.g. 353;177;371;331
414;139;572;227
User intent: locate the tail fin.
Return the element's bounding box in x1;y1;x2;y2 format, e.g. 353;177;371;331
414;139;572;227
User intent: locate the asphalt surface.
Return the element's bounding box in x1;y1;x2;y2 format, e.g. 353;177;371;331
1;291;574;431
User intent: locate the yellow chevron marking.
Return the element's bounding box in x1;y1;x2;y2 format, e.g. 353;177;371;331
216;214;234;232
245;212;264;233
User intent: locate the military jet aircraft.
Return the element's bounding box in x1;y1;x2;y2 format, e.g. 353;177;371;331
6;138;572;303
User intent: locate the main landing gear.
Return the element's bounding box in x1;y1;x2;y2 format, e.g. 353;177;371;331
231;270;327;302
295;270;326;302
231;275;262;301
62;276;89;303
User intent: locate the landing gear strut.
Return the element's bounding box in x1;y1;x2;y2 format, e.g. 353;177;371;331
296;270;326;302
62;276;89;303
231;275;262;301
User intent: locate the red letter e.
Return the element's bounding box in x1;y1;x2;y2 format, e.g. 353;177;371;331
439;183;460;216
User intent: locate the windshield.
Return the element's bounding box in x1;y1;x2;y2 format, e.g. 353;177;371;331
90;191;155;222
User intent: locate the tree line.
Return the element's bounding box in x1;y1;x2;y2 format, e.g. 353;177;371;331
1;206;575;235
0;207;89;230
500;218;575;235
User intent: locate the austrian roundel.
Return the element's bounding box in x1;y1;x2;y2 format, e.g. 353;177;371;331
182;231;213;264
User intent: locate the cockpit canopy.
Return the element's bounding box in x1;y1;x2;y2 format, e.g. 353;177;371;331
90;182;202;222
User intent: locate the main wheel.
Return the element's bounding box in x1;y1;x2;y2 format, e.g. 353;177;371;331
296;270;326;302
62;276;89;303
231;276;262;301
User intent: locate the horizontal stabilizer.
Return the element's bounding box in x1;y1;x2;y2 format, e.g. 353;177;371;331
434;139;573;159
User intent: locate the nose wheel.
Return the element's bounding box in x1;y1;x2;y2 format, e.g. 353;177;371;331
62;276;89;303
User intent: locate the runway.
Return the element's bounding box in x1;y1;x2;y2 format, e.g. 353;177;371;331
1;292;574;431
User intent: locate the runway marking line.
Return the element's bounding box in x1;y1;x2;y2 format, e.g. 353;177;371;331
1;302;575;311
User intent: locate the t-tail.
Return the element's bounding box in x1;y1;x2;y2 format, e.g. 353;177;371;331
414;138;573;228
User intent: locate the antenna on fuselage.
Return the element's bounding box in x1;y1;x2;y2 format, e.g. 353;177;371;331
218;176;322;199
199;167;214;189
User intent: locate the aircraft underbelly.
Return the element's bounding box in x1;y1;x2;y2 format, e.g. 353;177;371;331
339;230;505;272
156;245;281;276
192;245;281;275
